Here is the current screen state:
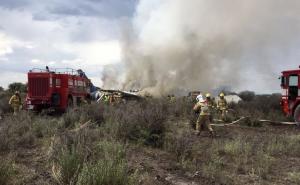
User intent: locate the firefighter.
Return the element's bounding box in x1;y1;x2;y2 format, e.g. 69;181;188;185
193;96;215;137
102;94;110;104
196;92;203;102
9;91;22;115
205;93;216;122
217;92;228;121
168;94;176;102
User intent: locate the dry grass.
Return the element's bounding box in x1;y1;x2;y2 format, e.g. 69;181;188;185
0;93;299;185
77;140;135;185
0;158;15;185
287;172;300;184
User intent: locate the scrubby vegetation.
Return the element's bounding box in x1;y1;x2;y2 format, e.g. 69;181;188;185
0;90;299;185
0;158;15;185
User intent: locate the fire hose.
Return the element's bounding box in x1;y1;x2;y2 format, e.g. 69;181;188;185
211;117;246;127
209;109;299;127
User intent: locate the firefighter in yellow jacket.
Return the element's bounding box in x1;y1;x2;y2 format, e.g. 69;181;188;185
205;93;216;122
217;93;228;120
193;95;215;137
9;91;22;115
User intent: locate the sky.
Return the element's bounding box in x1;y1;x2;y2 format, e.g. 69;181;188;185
0;0;137;88
0;0;299;93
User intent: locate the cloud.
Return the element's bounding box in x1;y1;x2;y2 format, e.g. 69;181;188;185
0;33;13;56
0;0;30;9
0;71;27;88
0;0;131;88
0;0;137;19
46;0;137;18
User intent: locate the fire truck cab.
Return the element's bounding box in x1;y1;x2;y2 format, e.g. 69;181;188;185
281;67;300;122
26;68;92;112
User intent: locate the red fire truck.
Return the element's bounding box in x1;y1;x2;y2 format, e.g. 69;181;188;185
281;67;300;122
25;68;92;112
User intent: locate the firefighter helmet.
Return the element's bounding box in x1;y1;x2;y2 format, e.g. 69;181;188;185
219;93;225;97
206;93;211;98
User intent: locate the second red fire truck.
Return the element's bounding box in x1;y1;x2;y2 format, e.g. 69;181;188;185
281;66;300;122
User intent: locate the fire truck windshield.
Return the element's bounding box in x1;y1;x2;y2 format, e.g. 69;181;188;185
289;75;298;86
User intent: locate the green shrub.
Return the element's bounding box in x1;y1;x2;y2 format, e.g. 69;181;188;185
0;159;15;185
62;110;82;129
266;134;300;157
103;100;167;147
77;140;135;185
239;91;256;102
254;152;275;180
223;138;251;157
0;112;36;153
164;130;193;163
52;146;85;185
201;153;233;184
0;92;11;114
77;159;130;185
288;172;300;184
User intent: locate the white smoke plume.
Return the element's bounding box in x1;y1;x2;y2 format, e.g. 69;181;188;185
111;0;300;95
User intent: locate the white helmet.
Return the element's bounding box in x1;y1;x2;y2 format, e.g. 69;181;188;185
196;94;203;102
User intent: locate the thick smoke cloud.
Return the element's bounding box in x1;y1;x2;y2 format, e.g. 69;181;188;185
116;0;300;96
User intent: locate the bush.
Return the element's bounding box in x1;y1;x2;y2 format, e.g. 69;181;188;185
8;82;27;93
223;138;251;157
168;97;194;119
0;159;15;185
62;109;83;129
52;146;85;185
201;154;231;183
77;141;134;185
239;91;255;102
233;93;287;121
266;134;300;157
255;152;275;180
288;172;300;184
164;130;194;168
0;92;11;115
0;112;36;153
103;100;167;147
62;104;104;129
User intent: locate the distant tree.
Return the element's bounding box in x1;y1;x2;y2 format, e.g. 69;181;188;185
0;86;3;92
239;91;256;102
8;82;27;93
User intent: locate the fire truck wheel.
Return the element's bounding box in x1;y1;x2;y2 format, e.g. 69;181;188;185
293;104;300;123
